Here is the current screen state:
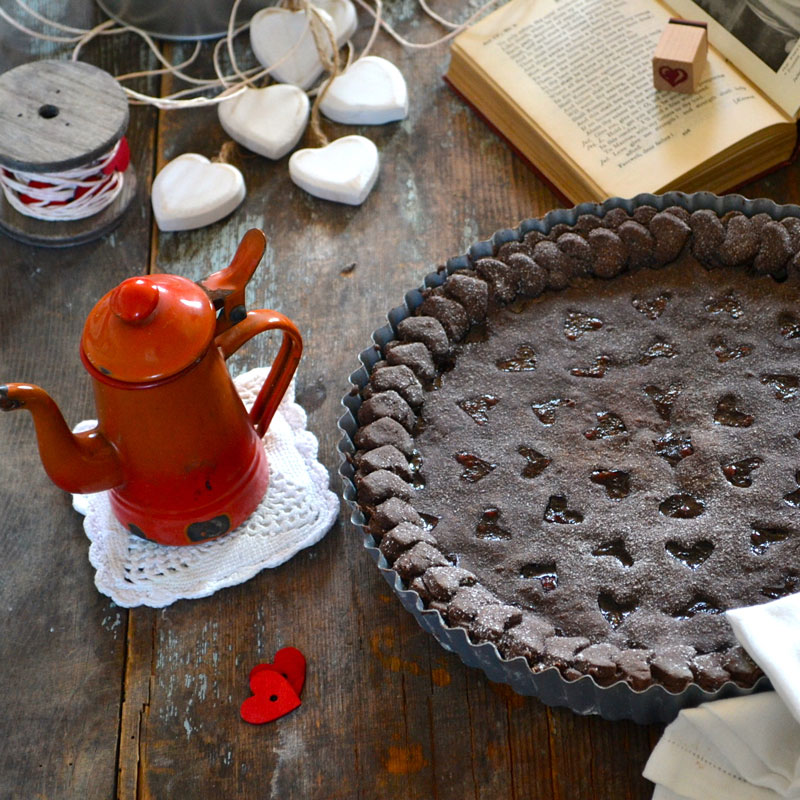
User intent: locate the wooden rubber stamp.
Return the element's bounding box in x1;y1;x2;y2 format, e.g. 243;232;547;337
653;18;708;94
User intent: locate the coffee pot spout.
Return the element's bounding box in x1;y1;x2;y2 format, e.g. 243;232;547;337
0;383;123;494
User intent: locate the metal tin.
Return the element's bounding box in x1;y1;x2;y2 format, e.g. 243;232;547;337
337;192;795;725
95;0;267;40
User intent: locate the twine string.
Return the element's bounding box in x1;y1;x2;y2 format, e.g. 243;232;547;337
0;0;500;110
212;139;239;164
304;1;341;146
0;138;128;222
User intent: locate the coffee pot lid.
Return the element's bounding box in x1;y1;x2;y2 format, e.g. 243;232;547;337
81;274;216;383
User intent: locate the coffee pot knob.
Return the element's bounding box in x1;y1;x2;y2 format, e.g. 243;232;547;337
110;277;159;325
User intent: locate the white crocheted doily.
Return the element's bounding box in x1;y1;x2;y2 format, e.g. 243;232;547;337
72;368;339;608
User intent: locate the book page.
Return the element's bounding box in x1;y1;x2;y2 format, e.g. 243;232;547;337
453;0;789;198
668;0;800;117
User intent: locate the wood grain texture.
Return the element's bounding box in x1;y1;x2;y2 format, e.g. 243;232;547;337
2;2;797;798
0;4;156;798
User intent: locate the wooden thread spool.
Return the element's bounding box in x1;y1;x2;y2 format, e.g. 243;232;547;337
0;60;136;247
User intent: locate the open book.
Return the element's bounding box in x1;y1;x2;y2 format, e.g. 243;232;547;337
445;0;800;203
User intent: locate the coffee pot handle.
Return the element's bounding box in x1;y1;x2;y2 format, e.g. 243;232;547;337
214;310;303;437
200;229;267;337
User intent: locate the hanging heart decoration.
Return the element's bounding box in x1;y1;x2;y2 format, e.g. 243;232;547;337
218;84;310;160
288;135;379;205
250;6;335;90
319;56;409;125
151;153;245;232
315;0;358;44
148;0;409;223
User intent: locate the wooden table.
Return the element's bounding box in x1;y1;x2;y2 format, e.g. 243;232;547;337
1;3;796;798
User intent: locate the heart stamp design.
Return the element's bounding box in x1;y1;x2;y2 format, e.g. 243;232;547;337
659;65;687;87
240;670;301;725
218;85;310;160
289;135;379;205
151;153;245;232
249;646;306;696
320;56;408;125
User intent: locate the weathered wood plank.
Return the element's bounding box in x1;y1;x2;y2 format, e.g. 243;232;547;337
8;2;800;799
0;5;157;798
117;606;157;800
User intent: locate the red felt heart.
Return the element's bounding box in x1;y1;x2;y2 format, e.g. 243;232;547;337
249;646;306;696
240;670;301;724
659;65;688;87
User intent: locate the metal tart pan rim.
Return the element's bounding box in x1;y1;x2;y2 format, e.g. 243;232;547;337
337;191;787;725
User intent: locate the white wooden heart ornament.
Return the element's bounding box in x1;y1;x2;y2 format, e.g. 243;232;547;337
250;5;350;90
288;135;379;205
151;154;246;232
319;56;408;124
218;84;310;160
316;0;358;44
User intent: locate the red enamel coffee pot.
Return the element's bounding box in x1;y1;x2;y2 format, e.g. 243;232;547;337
0;230;302;546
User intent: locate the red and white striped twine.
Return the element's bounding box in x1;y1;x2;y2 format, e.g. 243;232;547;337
0;136;130;222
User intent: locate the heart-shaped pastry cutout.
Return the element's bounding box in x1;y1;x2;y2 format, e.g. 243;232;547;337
320;56;409;125
218;84;310;160
659;65;687;87
598;592;638;629
240;670;301;724
665;540;714;569
249;646;306;696
151;154;245;232
250;6;347;89
289;135;379;205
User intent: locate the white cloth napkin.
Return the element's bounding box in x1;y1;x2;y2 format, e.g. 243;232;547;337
71;368;339;608
644;594;800;799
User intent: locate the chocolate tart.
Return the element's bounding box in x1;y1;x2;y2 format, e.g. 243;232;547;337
337;192;800;724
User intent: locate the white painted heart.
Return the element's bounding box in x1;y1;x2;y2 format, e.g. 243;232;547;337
315;0;357;44
319;56;408;125
218;84;310;160
250;0;356;90
288;135;378;205
151;154;245;232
